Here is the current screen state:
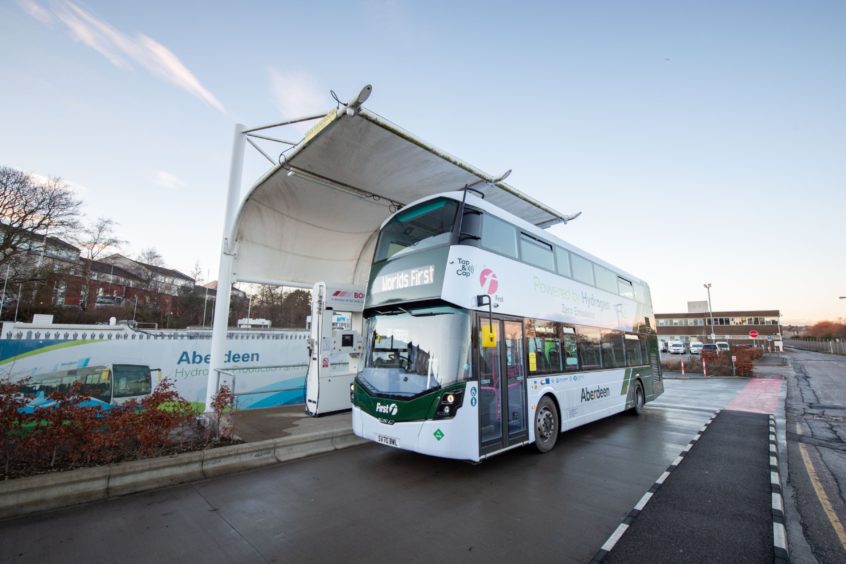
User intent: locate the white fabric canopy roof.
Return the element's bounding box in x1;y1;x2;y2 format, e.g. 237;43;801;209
232;106;572;288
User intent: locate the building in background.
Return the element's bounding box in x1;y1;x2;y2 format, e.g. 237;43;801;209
0;226;194;317
656;306;781;348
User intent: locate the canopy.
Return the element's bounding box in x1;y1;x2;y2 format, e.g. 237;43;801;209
231;97;574;288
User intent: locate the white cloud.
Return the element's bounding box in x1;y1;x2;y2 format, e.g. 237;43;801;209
17;168;89;196
153;170;186;190
135;35;225;113
269;69;324;122
20;1;225;112
16;0;53;26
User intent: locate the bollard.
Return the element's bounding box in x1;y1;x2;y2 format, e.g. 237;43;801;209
681;361;685;377
703;358;708;378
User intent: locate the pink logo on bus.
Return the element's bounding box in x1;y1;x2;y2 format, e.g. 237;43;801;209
479;268;498;295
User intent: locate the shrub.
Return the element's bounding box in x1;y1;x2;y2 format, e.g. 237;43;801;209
0;378;234;480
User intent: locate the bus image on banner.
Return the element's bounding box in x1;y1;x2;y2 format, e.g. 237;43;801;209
351;191;663;462
19;364;159;412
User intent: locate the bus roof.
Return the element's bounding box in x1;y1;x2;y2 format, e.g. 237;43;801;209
390;191;650;292
231;91;578;288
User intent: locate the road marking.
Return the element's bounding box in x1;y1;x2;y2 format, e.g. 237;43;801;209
648;403;722;414
774;523;787;552
634;492;653;511
601;523;629;551
798;442;846;550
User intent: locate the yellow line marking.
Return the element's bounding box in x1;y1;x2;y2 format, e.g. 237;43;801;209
799;442;846;550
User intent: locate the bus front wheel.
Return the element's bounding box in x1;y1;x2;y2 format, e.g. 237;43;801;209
534;396;559;453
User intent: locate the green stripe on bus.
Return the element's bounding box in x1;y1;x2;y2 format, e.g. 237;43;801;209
621;367;632;395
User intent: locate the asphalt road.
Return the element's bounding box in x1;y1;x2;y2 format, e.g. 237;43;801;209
784;348;846;563
0;379;754;564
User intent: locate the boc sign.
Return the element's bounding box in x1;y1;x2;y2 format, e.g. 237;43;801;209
748;330;759;338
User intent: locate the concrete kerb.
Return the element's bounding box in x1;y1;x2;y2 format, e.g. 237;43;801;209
0;428;366;520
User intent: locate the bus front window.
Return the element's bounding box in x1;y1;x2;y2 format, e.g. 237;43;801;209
359;305;471;398
373;198;458;262
112;364;153;398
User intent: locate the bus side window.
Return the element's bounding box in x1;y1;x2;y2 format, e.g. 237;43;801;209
625;334;644;366
639;335;650;363
561;327;579;371
577;327;602;370
600;330;626;369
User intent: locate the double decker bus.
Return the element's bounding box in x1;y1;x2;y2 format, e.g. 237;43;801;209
20;364;158;412
351;190;662;462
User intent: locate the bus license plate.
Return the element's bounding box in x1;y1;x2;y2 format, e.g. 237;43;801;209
377;434;400;448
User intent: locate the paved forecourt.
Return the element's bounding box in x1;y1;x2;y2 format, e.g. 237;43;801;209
1;378;779;563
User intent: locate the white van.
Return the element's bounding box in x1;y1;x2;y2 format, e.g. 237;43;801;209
689;342;704;354
668;341;686;354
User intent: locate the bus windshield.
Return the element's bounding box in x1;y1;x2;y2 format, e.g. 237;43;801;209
373;198;458;262
359;305;471;398
112;364;153;398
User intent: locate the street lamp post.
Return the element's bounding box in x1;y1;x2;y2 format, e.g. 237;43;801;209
704;283;715;342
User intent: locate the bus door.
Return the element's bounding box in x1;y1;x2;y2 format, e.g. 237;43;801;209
478;317;528;456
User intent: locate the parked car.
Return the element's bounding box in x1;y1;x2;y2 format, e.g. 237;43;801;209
701;343;719;354
689;342;704;355
716;341;730;352
668;341;686;354
95;296;125;308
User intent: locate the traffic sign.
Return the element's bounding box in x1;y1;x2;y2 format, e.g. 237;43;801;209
748;330;759;338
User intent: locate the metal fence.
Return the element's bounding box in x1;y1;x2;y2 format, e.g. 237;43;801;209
785;338;846;356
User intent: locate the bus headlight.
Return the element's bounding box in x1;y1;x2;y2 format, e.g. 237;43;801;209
434;389;464;419
350;382;356;405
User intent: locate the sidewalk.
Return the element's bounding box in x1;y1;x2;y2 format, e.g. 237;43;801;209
231;404;352;442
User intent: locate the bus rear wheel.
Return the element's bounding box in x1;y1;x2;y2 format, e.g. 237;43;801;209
534;396;559;453
630;381;645;415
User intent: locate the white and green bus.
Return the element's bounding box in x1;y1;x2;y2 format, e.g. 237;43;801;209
351;191;662;462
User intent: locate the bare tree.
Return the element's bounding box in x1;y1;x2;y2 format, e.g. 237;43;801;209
75;218;126;310
0;166;82;270
137;248;164;267
190;261;203;285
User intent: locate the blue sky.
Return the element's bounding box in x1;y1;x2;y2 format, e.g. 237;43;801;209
2;0;844;324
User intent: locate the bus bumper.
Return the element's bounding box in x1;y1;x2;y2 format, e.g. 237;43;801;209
351;391;479;462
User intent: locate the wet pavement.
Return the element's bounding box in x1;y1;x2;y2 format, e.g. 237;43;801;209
230;404;350;442
0;378;782;564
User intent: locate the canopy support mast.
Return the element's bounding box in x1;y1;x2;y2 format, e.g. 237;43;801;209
205;123;246;412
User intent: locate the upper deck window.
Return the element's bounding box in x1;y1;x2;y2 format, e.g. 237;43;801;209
618;277;635;299
571;254;595;286
481;214;518;258
520;233;554;271
594;264;617;294
374;199;458;262
555;247;572;277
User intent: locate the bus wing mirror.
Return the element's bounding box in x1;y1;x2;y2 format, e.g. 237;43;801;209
481;325;497;348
